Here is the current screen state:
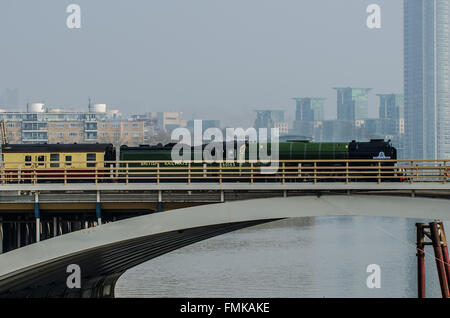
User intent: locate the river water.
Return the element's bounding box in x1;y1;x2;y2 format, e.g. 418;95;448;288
115;216;448;298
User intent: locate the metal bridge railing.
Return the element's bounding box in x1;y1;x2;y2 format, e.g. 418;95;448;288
0;159;448;185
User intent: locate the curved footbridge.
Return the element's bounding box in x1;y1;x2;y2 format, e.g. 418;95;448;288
1;185;450;297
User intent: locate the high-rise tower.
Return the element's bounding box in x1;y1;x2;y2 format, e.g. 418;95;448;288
293;98;325;122
404;0;450;159
334;87;372;121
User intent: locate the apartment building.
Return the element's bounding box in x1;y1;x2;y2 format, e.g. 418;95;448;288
97;120;145;146
47;121;84;144
0;103;147;146
4;121;21;143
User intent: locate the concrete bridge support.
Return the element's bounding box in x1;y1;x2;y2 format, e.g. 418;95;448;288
53;217;57;237
0;221;2;254
16;221;20;248
96;191;102;225
34;193;40;243
157;190;163;212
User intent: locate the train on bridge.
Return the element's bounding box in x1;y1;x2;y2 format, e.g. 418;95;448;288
0;139;400;182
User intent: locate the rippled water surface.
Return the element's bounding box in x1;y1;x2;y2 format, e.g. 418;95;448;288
116;216;447;298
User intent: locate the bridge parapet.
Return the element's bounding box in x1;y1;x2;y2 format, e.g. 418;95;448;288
0;159;448;185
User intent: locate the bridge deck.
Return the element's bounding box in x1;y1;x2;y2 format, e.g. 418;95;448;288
0;181;449;191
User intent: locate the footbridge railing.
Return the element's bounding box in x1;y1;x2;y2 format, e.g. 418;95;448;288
0;159;449;185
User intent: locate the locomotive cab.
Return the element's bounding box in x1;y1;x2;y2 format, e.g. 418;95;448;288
348;139;397;160
347;139;399;181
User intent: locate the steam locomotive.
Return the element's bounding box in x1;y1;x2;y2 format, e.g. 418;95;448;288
0;139;399;182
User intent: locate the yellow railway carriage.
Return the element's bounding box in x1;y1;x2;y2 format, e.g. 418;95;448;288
1;143;116;182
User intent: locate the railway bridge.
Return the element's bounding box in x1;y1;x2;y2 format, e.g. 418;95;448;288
1;159;450;297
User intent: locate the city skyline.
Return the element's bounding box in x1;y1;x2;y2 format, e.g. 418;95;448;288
0;86;403;126
0;0;402;127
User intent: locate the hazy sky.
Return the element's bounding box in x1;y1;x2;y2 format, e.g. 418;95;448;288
0;0;403;127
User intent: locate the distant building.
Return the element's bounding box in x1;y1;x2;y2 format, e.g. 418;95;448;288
254;110;288;135
315;120;355;142
377;94;404;136
378;94;404;120
150;112;185;132
128;113;159;144
310;119;383;143
357;119;379;137
291;120;315;140
334;87;372;121
293;98;325;122
129;111;186;144
291;98;325;139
